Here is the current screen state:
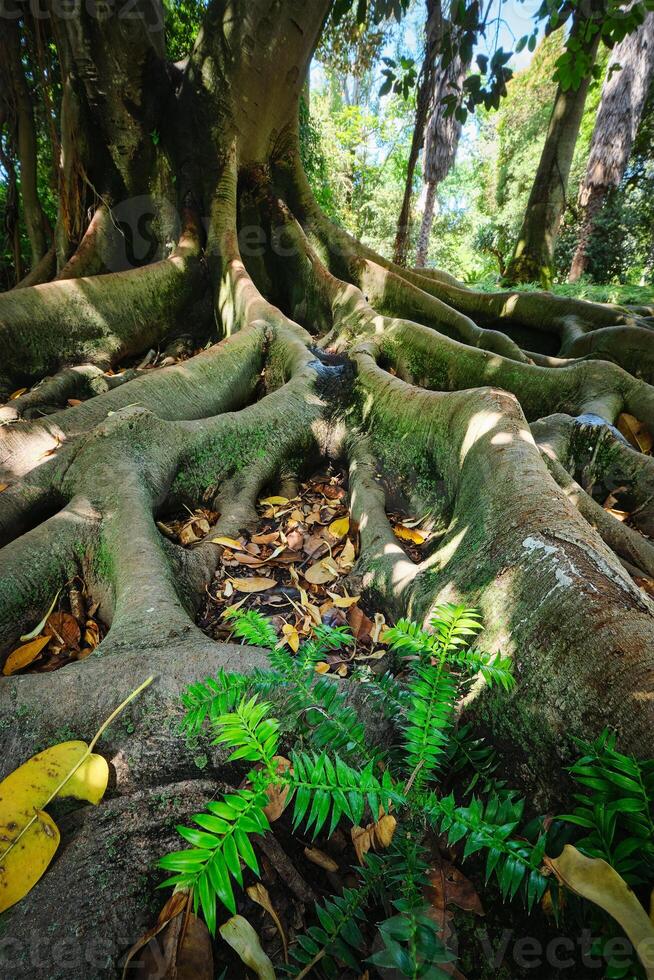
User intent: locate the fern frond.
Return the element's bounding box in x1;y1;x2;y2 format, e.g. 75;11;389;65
289;858;385;976
383;617;436;658
402;661;458;789
449;648;515;692
289;751;403;838
158;788;270;933
224;607;278;649
429;603;483;651
368;835;454;978
212;695;280;770
446;723;500;794
425;790;548;911
180;669;250;737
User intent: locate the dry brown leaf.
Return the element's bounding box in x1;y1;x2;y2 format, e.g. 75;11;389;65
252;531;280;545
9;388;27;400
0;484;7;493
338;538;355;570
178;523;199;546
347;605;374;643
45;612;81;650
3;635;51;675
304;846;339;872
83;620;101;650
304;559;339;584
211;536;246;550
426;858;485;918
351;814;397;864
246;882;288;963
66;398;82;407
327;591;360;608
263;757;292;821
617;413;653;455
394;524;428;545
230;577;277;593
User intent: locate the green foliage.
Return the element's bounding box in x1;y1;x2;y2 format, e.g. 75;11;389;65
161;605;553;975
560;730;654;884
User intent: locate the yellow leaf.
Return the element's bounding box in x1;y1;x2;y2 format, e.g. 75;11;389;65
281;623;300;653
9;388;27;400
210;536;246;550
259;496;289;507
19;589;61;641
328;516;349;539
327;591;360;608
219;916;276;980
394;524;427;545
0;677;152;914
314;662;330;674
546;846;654;978
0;483;7;493
3;634;51;675
230;577;277;593
338;538;355;570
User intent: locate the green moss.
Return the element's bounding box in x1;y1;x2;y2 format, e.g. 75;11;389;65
93;537;115;582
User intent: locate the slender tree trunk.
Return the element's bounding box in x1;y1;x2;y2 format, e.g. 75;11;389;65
0;20;49;267
392;0;442;266
1;2;654;973
568;11;654;282
414;43;468;267
505;9;602;286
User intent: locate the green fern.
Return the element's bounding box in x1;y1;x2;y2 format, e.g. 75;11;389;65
224;606;279;648
179;668;250;737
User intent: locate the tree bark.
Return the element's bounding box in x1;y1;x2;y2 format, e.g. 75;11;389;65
392;0;442;266
414;42;468;267
1;2;654;974
505;8;602;286
0;20;50;268
568;11;654;282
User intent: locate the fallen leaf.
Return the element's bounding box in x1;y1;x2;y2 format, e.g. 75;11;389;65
280;623;300;653
9;388;27;400
263;757;292;821
347;605;374;643
210;536;247;550
219;915;276;980
252;532;280;545
45;612;81;650
338;538;355;570
328;516;350;539
545;845;654;978
259;495;289;507
351;814;397;864
3;635;51;675
304;558;339;584
122;889;192;977
67;398;82;407
20;589;61;641
83;620;101;651
179;523;199;546
0;484;7;493
314;662;330;674
246;883;288;963
230;577;277;593
327;591;360;608
394;524;428;545
304;846;339;872
426;859;485;918
0;678;152;914
617;413;653;455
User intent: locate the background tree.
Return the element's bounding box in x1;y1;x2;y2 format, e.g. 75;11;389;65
568;10;654;281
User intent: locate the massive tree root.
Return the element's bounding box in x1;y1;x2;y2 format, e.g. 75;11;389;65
2;1;654;975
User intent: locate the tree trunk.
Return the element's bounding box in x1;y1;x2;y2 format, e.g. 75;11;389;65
0;20;50;268
392;0;442;266
568;11;654;282
414;43;468;267
505;9;602;286
2;2;654;975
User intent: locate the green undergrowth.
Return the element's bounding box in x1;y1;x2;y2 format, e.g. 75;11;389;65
473;277;654;308
157;605;654;978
